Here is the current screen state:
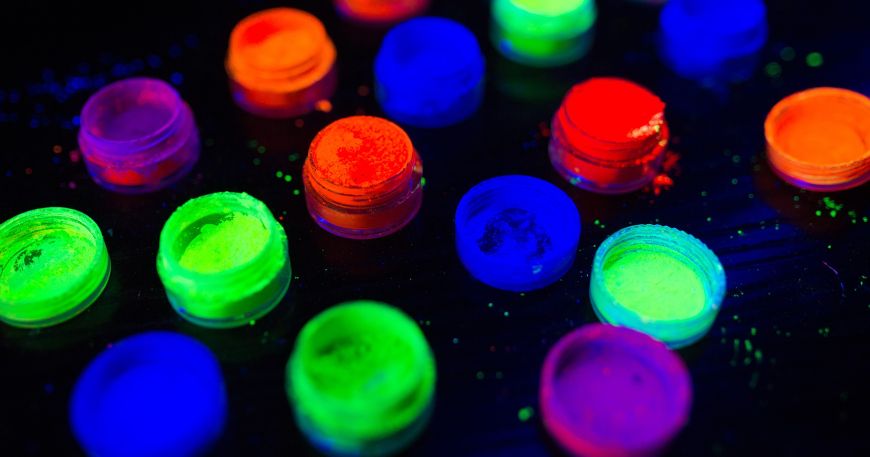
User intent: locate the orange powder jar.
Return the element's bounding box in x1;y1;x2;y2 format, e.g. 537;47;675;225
303;116;423;239
226;8;337;118
765;87;870;191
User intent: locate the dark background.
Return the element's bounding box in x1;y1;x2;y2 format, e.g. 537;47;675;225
1;0;869;455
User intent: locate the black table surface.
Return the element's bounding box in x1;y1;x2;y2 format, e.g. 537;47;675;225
2;0;869;456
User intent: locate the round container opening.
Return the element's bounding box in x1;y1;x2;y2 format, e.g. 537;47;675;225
590;224;726;348
541;324;691;457
334;0;429;24
231;8;327;74
0;207;109;328
455;175;580;292
70;332;227;457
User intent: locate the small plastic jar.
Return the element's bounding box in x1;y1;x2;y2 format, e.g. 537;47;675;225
334;0;429;25
540;324;691;457
659;0;767;83
226;8;337;118
374;17;485;128
590;224;726;348
765;87;870;191
70;332;227;457
549;77;669;194
286;300;436;457
156;192;291;328
0;207;110;328
303;116;423;239
78;77;199;193
455;175;580;292
491;0;597;67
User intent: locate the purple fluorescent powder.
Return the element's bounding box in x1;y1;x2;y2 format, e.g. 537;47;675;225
540;324;692;457
78;77;199;193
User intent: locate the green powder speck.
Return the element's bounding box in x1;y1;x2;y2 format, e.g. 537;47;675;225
178;213;269;274
603;250;706;321
518;406;534;422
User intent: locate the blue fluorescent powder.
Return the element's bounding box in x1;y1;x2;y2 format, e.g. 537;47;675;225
70;332;227;457
455;175;580;292
659;0;767;83
375;17;485;128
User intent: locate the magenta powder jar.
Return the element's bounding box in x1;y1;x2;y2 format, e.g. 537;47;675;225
78;77;200;193
540;324;692;457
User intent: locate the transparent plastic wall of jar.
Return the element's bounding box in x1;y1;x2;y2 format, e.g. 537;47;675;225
78;77;199;193
549;77;669;194
491;0;597;67
226;8;337;118
303;116;423;239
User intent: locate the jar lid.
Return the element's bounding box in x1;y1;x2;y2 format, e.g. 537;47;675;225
540;324;692;457
765;87;870;191
157;192;291;328
455;175;581;292
70;332;227;457
374;16;485;127
590;224;726;348
0;207;110;328
287;300;435;456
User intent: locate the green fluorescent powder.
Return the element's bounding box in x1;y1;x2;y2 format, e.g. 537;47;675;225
602;251;706;321
287;300;436;457
0;207;110;328
590;225;726;348
492;0;597;66
178;213;269;274
157;192;291;328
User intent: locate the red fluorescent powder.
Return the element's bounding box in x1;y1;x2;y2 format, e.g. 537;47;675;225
308;116;413;189
303;116;423;239
549;77;670;194
563;78;665;145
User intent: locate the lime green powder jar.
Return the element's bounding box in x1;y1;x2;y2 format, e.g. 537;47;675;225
156;192;291;328
286;300;436;456
0;207;110;328
590;224;726;348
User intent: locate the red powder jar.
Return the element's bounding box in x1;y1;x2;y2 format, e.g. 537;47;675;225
549;77;670;194
334;0;429;25
226;8;337;118
303;116;423;239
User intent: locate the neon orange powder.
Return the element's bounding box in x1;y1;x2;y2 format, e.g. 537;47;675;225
303;116;423;239
766;87;870;191
226;8;337;118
